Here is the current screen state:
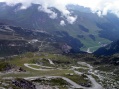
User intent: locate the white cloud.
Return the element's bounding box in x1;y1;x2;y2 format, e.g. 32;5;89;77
66;16;77;24
38;6;57;19
60;20;66;26
97;11;102;17
0;0;119;22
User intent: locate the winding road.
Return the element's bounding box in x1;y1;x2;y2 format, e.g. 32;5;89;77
24;76;84;89
24;63;54;71
23;59;103;89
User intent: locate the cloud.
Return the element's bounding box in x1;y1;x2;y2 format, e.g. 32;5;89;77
66;16;77;24
97;11;101;17
0;0;119;22
38;6;57;19
60;20;66;26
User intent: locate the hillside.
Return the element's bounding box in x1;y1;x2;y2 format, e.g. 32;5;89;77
0;52;119;89
0;23;84;56
94;40;119;55
0;1;119;89
1;3;119;51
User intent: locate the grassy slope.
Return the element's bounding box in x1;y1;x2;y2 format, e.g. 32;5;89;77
2;52;74;78
0;4;113;52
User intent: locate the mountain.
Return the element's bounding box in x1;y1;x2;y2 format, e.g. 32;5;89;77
0;3;119;89
0;23;84;56
94;40;119;55
1;3;119;52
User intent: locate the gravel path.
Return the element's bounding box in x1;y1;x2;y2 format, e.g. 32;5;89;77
77;62;103;89
24;62;103;89
48;59;54;65
87;75;103;89
24;63;54;71
24;76;84;89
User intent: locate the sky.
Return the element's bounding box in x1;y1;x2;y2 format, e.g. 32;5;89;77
0;0;119;25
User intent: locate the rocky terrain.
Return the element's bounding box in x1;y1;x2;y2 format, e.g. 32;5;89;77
0;2;119;89
0;23;84;56
0;52;118;89
12;78;36;89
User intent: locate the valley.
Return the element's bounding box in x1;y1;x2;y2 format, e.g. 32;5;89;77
0;3;117;51
0;2;119;89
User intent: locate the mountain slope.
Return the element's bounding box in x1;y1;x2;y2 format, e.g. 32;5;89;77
94;40;119;55
0;3;119;51
0;4;112;50
0;23;83;56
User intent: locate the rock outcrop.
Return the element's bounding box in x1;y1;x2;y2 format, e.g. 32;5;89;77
12;78;36;89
